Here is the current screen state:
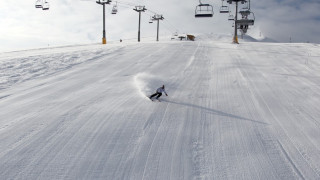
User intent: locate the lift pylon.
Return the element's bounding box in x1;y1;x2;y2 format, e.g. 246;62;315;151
226;0;247;44
151;14;164;41
133;6;147;42
96;0;112;44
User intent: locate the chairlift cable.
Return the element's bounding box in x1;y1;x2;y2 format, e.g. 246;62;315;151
163;19;179;34
162;21;176;34
80;0;184;38
116;1;182;34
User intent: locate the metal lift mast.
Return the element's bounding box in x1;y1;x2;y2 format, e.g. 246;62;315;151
96;0;112;44
152;14;164;41
227;0;247;44
133;6;147;42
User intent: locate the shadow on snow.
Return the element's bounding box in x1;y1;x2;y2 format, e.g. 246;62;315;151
162;99;269;125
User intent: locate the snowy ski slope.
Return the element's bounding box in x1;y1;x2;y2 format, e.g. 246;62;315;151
0;35;320;179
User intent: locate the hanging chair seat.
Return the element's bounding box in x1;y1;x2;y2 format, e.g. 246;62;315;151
35;0;42;8
219;6;229;13
236;19;254;26
195;4;214;18
42;2;49;10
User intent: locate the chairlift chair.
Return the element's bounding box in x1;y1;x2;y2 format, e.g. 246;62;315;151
35;0;43;8
111;8;117;14
236;19;254;26
228;14;234;21
111;5;117;14
219;0;229;13
149;16;153;23
42;1;49;10
220;6;229;13
236;10;255;26
111;2;118;14
195;3;214;18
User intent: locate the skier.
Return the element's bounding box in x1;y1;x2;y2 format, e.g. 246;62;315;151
149;85;168;101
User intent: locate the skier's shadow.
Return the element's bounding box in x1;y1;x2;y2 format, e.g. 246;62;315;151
161;99;268;125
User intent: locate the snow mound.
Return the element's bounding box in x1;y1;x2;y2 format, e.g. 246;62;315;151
194;33;277;43
194;33;233;42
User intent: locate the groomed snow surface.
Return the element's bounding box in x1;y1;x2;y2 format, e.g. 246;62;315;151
0;35;320;179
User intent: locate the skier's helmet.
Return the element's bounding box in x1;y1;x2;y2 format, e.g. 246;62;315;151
162;85;165;88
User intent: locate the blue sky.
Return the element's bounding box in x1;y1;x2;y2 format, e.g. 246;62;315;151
1;0;319;52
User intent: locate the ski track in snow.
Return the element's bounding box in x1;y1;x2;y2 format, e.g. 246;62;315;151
0;36;320;179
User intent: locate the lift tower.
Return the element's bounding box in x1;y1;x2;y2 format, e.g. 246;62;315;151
96;0;112;44
151;14;164;41
133;6;147;42
227;0;247;44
